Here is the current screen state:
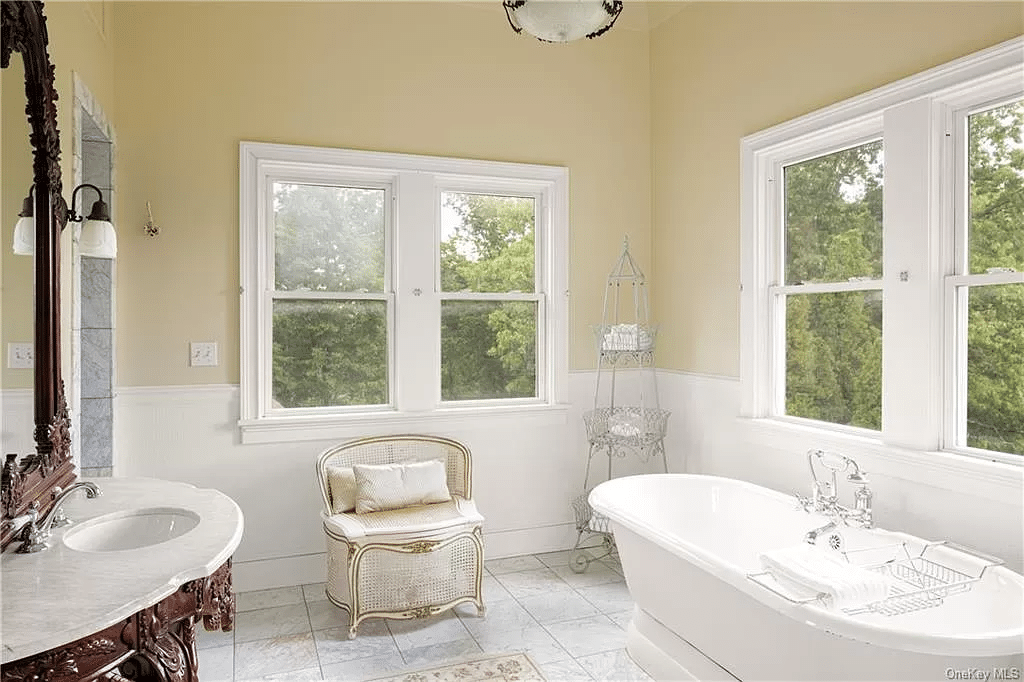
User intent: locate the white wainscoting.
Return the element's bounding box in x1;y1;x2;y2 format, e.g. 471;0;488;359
112;374;667;592
1;389;34;457
4;371;1021;588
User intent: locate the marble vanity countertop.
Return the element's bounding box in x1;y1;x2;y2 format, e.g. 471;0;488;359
1;477;244;663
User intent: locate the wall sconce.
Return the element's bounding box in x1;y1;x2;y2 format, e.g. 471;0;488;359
71;183;116;259
11;186;35;255
503;0;623;43
11;183;117;258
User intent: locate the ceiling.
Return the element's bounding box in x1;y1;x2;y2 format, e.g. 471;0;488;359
616;1;687;32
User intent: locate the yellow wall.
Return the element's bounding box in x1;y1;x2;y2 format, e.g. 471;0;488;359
110;1;652;386
650;2;1024;377
8;2;1022;389
1;1;117;391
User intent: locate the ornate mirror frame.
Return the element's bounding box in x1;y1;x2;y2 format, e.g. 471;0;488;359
1;0;77;550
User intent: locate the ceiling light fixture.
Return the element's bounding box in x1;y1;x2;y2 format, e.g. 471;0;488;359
503;0;623;43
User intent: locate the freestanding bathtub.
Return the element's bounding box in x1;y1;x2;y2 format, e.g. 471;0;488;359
589;474;1024;681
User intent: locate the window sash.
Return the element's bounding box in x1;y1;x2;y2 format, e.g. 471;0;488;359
769;285;883;428
267;178;393;297
765;131;885;431
263;175;395;417
434;187;548;292
438;295;547;406
945;271;1024;462
262;292;395;417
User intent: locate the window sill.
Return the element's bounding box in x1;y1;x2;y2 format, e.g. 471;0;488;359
239;403;570;445
737;416;1022;506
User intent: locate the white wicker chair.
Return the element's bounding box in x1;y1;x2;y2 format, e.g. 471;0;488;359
316;434;486;638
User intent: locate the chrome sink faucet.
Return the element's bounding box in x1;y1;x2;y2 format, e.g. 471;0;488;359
3;481;101;553
797;450;873;544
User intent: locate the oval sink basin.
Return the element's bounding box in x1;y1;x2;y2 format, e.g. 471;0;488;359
63;507;201;552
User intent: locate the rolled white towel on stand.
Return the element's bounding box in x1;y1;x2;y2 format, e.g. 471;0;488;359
760;544;892;610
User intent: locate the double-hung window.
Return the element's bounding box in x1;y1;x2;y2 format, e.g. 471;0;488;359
269;179;392;411
777;137;885;431
742;38;1023;463
439;188;544;403
239;143;569;443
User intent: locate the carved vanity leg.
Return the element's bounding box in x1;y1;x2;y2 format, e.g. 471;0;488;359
120;607;198;682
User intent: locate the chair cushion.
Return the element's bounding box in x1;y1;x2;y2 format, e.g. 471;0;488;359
325;464;358;513
323;497;483;542
353;459;451;514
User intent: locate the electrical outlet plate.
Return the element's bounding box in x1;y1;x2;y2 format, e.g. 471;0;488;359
189;342;218;367
8;343;33;369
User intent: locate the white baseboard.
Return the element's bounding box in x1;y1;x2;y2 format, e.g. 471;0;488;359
483;522;578;561
234;552;327;593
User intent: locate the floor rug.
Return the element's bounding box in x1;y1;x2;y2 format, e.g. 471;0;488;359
368;653;546;682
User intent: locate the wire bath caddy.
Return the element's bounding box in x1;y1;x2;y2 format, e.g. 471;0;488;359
747;540;1004;617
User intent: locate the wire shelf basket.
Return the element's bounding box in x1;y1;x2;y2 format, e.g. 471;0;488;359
569;490;616;573
584;406;670;448
572;491;612;535
592;324;659;353
747;540;1003;617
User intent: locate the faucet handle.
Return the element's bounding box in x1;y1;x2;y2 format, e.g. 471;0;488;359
49;506;71;528
46;486;72;528
9;502;50;554
2;501;38;535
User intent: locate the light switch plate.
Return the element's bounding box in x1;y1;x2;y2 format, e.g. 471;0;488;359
189;342;218;367
8;343;33;369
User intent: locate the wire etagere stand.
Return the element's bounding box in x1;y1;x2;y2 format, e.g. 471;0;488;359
570;237;670;574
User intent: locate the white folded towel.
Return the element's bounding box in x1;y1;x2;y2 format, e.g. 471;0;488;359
602;324;653;351
759;544;892;610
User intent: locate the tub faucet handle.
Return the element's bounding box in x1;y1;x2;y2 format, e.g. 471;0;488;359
812;479;836;512
852;483;873;528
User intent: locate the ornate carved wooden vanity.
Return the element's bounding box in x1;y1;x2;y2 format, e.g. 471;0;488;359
1;4;238;680
2;561;234;682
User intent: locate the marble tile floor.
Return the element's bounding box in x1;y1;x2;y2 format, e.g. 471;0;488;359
196;550;652;682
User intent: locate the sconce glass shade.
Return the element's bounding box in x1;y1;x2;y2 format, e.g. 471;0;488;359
12;215;35;255
79;218;117;258
504;0;622;43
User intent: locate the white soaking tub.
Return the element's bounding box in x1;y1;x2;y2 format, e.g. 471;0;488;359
589;474;1024;681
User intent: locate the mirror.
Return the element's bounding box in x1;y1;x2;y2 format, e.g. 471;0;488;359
2;53;35;453
1;0;78;550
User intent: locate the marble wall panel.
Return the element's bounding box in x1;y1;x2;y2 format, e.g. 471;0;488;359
82;139;111;191
81;397;112;468
81;328;112;399
81;257;112;329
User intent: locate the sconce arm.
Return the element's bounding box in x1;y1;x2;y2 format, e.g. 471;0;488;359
69;183;109;222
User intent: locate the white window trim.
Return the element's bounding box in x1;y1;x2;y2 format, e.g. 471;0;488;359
239;142;570;444
740;37;1024;482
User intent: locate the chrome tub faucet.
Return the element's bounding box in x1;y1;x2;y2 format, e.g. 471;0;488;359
798;450;873;544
